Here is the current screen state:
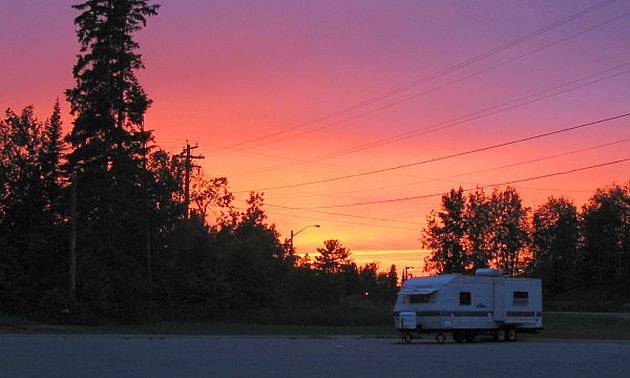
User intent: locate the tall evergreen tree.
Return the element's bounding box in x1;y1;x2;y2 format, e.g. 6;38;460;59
40;100;66;222
66;0;159;171
64;0;160;317
65;0;159;185
314;240;351;274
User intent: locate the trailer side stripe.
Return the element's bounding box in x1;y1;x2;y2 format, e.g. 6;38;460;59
413;311;542;318
416;311;493;317
506;311;542;317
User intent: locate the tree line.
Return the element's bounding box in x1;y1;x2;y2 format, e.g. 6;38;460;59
0;102;399;322
422;185;630;298
2;1;628;323
0;0;398;323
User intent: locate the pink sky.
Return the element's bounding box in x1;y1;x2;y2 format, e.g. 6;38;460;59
2;0;630;272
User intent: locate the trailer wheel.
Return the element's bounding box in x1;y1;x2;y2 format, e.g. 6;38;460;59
507;327;517;342
453;331;465;343
435;332;446;344
494;327;507;342
402;331;413;343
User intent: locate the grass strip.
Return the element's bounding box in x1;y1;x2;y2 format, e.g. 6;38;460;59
1;313;628;340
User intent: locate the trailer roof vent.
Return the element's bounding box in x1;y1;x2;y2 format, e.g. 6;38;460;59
475;268;502;276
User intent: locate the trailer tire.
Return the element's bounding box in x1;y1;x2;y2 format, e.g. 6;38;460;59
494;327;507;342
507;327;517;342
403;331;413;343
436;332;446;344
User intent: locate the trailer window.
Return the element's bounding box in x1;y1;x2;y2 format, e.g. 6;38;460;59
409;294;432;304
513;291;529;306
459;291;471;306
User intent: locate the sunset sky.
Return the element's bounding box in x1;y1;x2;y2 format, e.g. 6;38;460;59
2;0;630;274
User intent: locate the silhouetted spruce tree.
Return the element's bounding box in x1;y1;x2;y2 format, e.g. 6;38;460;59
314;239;352;274
65;0;160;318
40;100;66;223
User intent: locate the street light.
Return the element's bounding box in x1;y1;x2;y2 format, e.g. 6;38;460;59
290;224;320;251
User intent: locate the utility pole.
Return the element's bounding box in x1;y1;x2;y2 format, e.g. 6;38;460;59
177;141;204;220
69;172;77;304
177;141;204;250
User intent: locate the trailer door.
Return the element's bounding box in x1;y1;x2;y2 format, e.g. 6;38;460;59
494;281;506;321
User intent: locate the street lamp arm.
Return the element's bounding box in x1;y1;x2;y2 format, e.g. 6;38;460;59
290;224;321;252
292;224;320;237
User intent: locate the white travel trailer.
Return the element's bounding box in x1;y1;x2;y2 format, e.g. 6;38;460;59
393;269;542;343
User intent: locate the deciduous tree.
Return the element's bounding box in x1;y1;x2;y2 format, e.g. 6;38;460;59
580;183;630;288
530;196;578;293
490;187;531;275
422;187;468;273
465;188;494;270
0;105;67;315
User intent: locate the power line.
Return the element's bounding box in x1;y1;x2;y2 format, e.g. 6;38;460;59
250;11;630;155
243;112;630;192
227;199;421;231
230;60;630;178
311;62;630;161
268;137;630;201
265;202;422;226
211;0;621;153
300;157;630;209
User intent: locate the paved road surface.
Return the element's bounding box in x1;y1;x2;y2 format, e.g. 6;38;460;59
1;335;628;377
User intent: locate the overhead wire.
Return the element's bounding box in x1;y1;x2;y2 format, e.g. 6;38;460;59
226;198;422;231
265;202;422;226
253;11;630;156
263;206;421;231
220;143;630;231
210;0;621;153
257;138;630;226
240;151;630;230
230;59;630;178
269;137;630;201
299;157;630;209
195;1;630;230
241;112;630;192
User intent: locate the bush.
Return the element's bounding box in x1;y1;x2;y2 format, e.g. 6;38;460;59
546;288;630;312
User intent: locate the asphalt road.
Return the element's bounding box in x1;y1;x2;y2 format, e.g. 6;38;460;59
1;334;628;377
